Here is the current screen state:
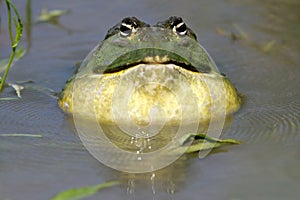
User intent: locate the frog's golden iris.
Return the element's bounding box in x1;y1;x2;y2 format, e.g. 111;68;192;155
58;16;241;125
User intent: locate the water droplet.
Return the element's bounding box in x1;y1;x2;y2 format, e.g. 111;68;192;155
130;136;135;144
150;172;155;181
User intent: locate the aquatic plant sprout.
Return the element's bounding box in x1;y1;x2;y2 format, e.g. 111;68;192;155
0;0;23;92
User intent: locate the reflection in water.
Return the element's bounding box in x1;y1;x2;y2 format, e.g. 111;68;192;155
127;178;135;195
150;172;156;195
73;110;200;173
35;8;72;34
117;155;191;199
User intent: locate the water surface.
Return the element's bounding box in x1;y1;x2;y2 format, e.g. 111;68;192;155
0;0;299;199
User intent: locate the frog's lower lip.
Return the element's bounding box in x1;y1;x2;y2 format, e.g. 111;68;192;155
95;48;211;74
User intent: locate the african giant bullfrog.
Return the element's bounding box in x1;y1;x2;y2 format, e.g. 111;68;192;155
58;16;241;126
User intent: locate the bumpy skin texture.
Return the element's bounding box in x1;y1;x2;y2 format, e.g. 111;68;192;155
58;17;241;125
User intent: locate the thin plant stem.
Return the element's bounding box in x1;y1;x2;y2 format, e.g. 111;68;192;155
0;48;16;91
0;0;23;92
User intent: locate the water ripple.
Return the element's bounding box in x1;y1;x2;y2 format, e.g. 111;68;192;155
228;97;300;146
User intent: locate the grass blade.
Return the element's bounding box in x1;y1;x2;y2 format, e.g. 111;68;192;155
0;133;43;137
0;97;19;100
51;181;119;200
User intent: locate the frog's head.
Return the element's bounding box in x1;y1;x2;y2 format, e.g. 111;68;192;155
78;16;219;75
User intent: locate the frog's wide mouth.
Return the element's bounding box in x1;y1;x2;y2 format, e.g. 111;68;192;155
97;48;211;74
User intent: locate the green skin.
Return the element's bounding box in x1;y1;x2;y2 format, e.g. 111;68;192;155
58;17;241;125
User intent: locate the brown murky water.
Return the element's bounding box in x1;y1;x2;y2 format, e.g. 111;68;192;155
0;0;299;199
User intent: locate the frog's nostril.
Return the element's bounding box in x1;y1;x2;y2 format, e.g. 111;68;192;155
180;38;191;47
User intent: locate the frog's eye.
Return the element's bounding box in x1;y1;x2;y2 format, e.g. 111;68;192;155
171;17;187;36
120;17;137;37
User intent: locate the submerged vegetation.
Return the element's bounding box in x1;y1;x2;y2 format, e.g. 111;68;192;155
216;24;277;53
36;8;69;24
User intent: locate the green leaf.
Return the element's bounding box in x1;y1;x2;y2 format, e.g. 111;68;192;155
172;133;241;154
51;181;119;200
186;133;241;153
